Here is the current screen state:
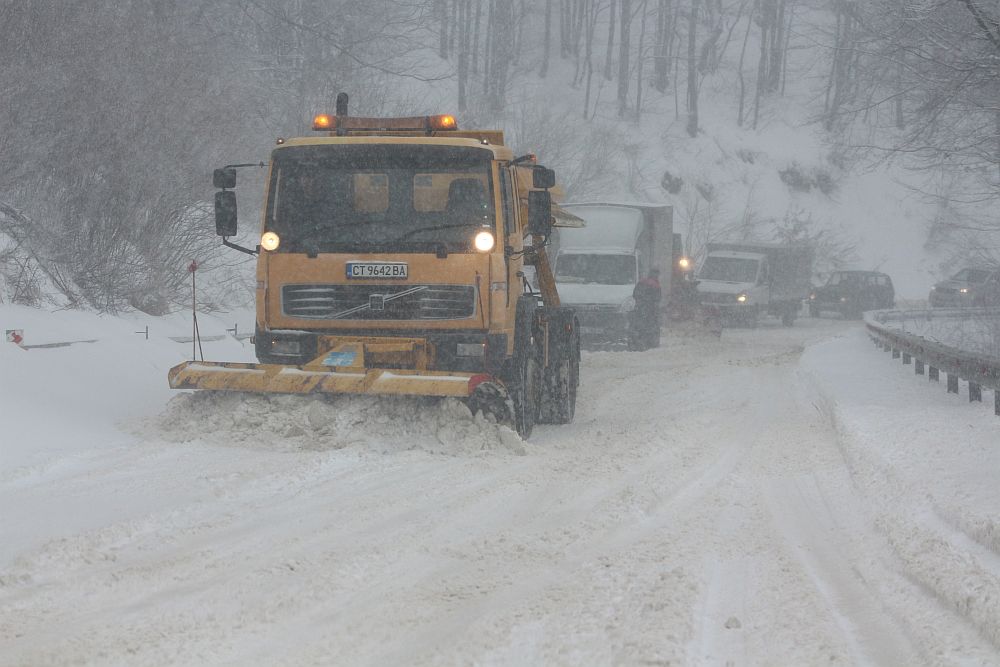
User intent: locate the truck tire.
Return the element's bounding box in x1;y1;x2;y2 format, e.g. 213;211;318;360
509;342;541;438
506;296;542;438
538;327;580;425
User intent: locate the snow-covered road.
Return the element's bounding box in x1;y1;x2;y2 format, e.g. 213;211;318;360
2;315;999;666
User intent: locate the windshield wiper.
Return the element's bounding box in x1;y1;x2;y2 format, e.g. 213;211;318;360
393;223;482;241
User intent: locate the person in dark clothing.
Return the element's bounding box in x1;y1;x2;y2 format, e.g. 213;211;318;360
630;269;662;349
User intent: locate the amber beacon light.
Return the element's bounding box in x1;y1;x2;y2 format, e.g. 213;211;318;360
312;114;334;130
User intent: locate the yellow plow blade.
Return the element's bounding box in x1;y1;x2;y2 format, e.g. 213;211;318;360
167;361;478;398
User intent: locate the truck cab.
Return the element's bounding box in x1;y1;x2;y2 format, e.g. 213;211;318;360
696;243;813;327
551;202;672;349
170;106;580;438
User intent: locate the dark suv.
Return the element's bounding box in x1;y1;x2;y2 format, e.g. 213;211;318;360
929;267;994;307
808;270;895;318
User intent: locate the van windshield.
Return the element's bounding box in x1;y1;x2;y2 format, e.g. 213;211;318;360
699;256;759;283
556;254;637;285
265;145;495;253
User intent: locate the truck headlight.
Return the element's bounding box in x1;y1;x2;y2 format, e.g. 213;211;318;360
736;293;748;303
474;230;495;252
620;296;636;313
261;231;280;251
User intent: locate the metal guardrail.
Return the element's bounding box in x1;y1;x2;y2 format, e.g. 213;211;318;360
865;309;1000;416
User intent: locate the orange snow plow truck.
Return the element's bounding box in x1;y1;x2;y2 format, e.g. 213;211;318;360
168;96;580;438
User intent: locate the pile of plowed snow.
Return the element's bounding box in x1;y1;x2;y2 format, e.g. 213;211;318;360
148;392;526;456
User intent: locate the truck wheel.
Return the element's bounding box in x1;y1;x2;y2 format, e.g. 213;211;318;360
539;356;579;424
509;346;541;438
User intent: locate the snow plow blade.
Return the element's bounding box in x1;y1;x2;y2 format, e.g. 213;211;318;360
167;361;481;398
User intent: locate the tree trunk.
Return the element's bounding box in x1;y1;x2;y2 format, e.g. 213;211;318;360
736;7;753;126
604;0;617;79
541;0;552;76
472;0;482;75
439;0;449;59
686;0;698;136
617;0;632;117
635;0;649;122
458;0;469;112
653;0;671;92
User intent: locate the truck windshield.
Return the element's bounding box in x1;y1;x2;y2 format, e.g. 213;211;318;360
555;254;637;285
699;256;759;283
265;145;495;253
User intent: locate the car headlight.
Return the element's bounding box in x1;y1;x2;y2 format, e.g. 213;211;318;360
839;296;848;303
620;296;636;313
474;230;495;252
959;287;969;294
736;293;748;303
809;293;816;300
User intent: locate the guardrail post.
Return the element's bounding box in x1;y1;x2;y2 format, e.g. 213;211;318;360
929;366;939;381
892;348;900;359
902;352;911;365
915;359;924;375
969;382;982;402
947;374;959;394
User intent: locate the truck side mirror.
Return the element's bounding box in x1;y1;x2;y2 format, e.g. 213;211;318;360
532;166;556;189
527;190;553;237
215;190;238;236
213;168;236;189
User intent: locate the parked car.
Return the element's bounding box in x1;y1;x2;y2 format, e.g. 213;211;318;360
929;267;994;307
808;270;895;318
972;270;1000;308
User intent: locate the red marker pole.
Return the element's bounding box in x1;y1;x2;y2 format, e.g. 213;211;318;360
189;260;203;361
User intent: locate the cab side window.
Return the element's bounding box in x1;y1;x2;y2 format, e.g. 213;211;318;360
498;169;517;235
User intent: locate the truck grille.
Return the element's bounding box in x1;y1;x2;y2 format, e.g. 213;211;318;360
282;284;476;320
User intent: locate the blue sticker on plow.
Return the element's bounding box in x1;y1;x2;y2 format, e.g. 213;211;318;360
323;351;357;367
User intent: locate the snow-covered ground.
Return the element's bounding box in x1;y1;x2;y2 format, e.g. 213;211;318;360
2;305;1000;666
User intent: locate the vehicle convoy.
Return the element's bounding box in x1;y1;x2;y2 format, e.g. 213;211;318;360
808;270;895;318
550;202;673;349
929;267;993;307
696;242;813;327
168;97;579;438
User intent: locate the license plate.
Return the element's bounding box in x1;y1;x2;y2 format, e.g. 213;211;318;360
346;262;408;279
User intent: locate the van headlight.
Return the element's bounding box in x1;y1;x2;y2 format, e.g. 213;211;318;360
620;296;636;313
